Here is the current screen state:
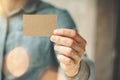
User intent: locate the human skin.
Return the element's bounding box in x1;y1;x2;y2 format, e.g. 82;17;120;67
50;29;86;77
1;0;87;78
0;0;27;15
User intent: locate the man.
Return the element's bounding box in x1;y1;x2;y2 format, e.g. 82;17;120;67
0;0;94;80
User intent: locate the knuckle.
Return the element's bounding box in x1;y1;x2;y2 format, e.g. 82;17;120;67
84;40;87;45
64;39;69;44
79;49;85;55
56;36;61;42
67;48;73;55
68;40;75;47
71;30;77;37
81;37;87;45
83;39;87;45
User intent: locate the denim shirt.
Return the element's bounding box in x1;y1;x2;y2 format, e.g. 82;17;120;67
0;1;94;80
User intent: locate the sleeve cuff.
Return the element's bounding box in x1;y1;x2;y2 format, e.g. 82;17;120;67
66;60;90;80
58;57;95;80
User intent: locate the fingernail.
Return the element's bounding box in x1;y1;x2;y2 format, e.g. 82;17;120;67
51;35;55;40
54;29;58;34
57;55;60;60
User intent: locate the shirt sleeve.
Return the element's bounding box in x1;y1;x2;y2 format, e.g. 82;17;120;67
55;9;95;80
57;9;78;31
57;55;95;80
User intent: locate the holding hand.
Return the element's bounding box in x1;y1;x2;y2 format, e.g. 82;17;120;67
50;29;87;77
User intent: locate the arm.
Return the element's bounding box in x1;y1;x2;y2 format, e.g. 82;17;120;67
51;10;95;80
57;55;95;80
51;29;95;80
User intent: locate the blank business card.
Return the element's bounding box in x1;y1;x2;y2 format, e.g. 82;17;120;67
23;15;57;36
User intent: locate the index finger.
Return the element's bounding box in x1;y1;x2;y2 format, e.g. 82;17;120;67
53;29;86;44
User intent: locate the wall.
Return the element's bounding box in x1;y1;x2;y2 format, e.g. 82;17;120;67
43;0;97;61
42;0;116;80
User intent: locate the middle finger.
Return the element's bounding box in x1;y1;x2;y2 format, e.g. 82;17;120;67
51;35;80;52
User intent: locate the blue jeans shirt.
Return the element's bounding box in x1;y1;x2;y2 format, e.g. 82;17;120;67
0;0;94;80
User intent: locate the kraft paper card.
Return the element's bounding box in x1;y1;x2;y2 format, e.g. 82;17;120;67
23;15;57;36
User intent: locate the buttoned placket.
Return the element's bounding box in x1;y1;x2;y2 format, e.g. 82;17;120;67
0;16;8;80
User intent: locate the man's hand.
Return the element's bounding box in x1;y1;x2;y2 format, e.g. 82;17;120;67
50;29;87;77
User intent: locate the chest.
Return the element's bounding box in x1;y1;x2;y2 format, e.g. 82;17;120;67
0;15;57;80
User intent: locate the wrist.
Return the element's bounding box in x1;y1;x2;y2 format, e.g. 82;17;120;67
66;62;81;78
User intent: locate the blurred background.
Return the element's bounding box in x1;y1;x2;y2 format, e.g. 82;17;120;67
42;0;116;80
